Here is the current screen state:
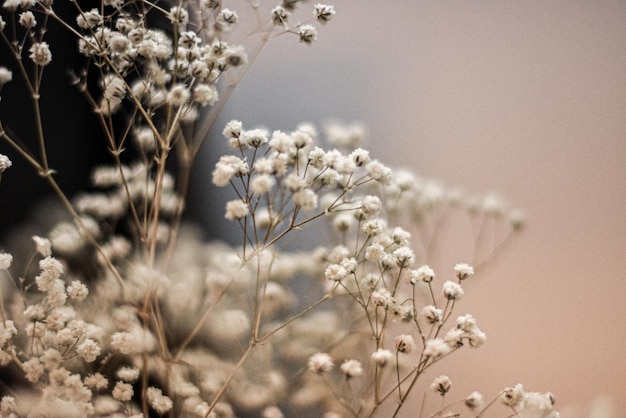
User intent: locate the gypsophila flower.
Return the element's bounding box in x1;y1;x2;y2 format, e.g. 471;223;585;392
76;338;101;363
117;366;140;382
168;6;189;26
430;375;452;396
29;42;52;66
411;264;435;284
424;338;451;359
0;396;17;415
395;334;416;354
22;357;44;383
167;83;191;106
393;246;415;268
0;320;17;347
33;235;52;257
293;188;318;212
362;218;386;237
0;252;12;270
261;406;284;418
313;4;335;25
84;373;108;391
298;25;317;45
501;384;525;408
371;288;392;307
193;84;219;106
24;304;45;321
112;381;134;402
0;155;11;182
371;349;393;367
454;263;474;280
324;263;347;281
225;199;249;220
442;280;464;300
340;359;363;379
18;11;36;28
465;391;484;411
307;352;334;374
147;387;173;414
66;280;89;301
359;195;382;218
76;8;102;29
271;6;289;25
421;305;443;325
216;8;238;29
0;68;11;85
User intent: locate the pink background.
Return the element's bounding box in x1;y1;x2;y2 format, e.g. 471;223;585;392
217;1;626;416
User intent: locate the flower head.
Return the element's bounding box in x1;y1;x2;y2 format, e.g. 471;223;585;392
29;42;52;66
430;375;451;396
298;25;317;45
454;263;474;280
340;359;363;379
307;352;334;374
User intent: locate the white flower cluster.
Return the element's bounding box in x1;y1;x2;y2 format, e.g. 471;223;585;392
0;0;558;416
213;120;392;255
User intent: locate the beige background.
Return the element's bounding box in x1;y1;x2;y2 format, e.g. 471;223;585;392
199;1;626;416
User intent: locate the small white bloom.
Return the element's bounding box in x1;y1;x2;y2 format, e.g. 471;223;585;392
192;84;218;106
454;263;474;280
395;333;416;354
0;252;12;270
430;375;452;396
501;384;525;408
116;366;140;382
371;348;393;367
168;6;189;26
167;83;190;106
393;246;415;268
411;265;435;284
313;4;335;25
112;381;134;401
421;305;443;325
293;188;318;212
324;263;347;281
0;396;17;415
67;280;89;301
0;68;11;85
340;359;363;379
18;11;36;28
147;387;173;414
216;8;238;29
29;42;52;66
465;391;484;410
307;352;334;374
271;6;289;26
298;25;317;45
442;280;464;300
424;338;451;359
32;235;52;257
225;199;249;220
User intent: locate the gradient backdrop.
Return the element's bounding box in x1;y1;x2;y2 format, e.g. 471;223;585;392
191;1;626;416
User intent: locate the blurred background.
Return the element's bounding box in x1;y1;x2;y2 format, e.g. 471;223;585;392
189;1;625;416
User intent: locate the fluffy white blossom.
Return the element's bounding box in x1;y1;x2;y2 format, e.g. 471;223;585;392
298;25;317;45
395;334;416;354
307;352;334;374
454;263;474;280
29;42;52;66
0;154;11;173
340;359;363;379
430;375;451;396
0;252;12;270
442;280;464;300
